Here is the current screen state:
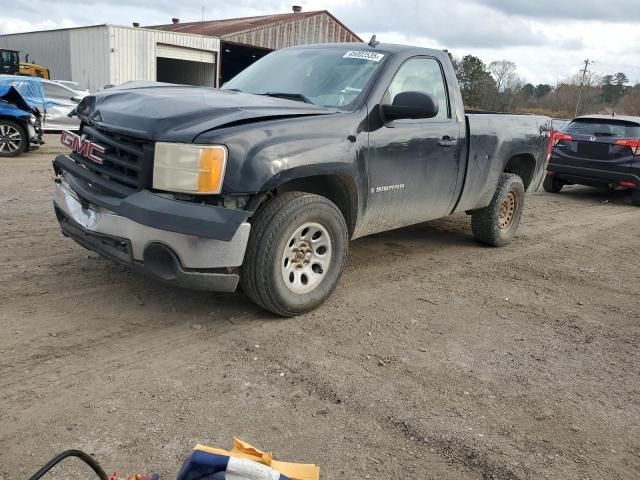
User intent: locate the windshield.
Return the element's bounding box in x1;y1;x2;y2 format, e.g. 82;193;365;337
1;50;19;65
565;119;640;138
222;47;387;109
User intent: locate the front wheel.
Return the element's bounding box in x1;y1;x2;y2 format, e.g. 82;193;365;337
471;173;525;247
543;174;564;193
0;120;28;157
241;192;349;317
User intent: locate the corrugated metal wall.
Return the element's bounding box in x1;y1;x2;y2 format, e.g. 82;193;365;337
222;12;360;50
0;29;72;80
69;26;110;91
0;26;220;91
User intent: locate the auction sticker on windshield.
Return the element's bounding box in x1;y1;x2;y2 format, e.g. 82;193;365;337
343;51;385;62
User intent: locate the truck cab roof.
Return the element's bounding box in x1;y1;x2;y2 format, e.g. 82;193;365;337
282;42;449;60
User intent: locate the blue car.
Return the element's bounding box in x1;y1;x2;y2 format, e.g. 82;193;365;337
0;78;44;156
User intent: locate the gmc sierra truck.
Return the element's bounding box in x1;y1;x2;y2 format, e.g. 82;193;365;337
53;42;551;316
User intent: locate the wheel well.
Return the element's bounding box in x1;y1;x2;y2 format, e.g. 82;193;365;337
504;154;536;189
274;174;359;236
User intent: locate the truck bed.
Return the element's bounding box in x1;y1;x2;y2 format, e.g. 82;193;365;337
453;113;550;213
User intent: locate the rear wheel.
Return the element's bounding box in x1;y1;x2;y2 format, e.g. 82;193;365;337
0;120;27;157
241;192;349;317
471;173;525;247
631;189;640;207
543;174;564;193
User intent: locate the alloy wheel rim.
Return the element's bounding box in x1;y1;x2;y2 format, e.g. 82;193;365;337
498;191;517;230
0;125;22;153
281;222;332;294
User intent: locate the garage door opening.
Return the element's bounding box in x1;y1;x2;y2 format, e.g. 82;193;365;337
156;43;216;87
156;57;216;86
220;41;271;86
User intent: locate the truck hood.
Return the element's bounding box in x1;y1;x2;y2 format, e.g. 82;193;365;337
76;82;336;142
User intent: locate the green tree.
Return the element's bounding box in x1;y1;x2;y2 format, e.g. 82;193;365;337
602;72;629;106
534;84;552;98
521;83;535;98
456;55;495;108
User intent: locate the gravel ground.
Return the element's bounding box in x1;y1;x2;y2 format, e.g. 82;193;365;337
1;137;639;479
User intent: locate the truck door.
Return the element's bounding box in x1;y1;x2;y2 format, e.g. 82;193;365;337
363;56;462;234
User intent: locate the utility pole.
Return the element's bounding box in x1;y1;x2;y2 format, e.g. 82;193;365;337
575;59;592;117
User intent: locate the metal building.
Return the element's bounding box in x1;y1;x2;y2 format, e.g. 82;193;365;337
0;25;219;91
150;8;362;85
0;8;360;90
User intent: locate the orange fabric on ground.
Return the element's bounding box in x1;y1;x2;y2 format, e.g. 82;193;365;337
194;437;320;480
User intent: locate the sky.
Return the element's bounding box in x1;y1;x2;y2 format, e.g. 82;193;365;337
2;0;639;86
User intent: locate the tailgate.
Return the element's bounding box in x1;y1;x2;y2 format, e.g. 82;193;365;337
552;118;640;169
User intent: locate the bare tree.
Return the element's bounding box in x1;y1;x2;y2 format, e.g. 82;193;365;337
489;60;517;109
489;60;517;91
622;86;640;115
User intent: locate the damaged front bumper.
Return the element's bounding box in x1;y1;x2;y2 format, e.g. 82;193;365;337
53;161;252;292
27;122;44;150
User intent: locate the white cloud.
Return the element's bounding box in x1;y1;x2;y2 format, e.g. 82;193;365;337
0;17;78;34
2;0;639;86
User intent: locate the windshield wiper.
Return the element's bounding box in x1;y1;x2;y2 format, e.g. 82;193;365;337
259;92;314;105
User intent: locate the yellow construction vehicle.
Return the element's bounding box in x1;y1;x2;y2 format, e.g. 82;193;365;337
18;62;50;79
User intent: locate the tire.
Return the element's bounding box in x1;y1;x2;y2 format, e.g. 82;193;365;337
241;191;349;317
471;173;525;247
543;174;564;193
0;120;28;157
631;189;640;207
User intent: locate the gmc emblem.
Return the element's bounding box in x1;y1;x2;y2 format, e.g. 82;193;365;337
61;130;105;164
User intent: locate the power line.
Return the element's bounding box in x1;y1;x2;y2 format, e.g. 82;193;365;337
575;59;593;117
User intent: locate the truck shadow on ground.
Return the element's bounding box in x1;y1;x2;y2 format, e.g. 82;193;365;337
84;215;477;321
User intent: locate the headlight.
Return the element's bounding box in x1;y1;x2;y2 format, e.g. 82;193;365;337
153;143;227;194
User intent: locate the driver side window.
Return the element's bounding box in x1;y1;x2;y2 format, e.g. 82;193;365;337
385;57;449;120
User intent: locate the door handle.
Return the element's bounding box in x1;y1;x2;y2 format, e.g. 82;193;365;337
438;136;457;147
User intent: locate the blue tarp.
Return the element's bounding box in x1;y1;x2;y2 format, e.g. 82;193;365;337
0;75;50;113
0;84;34;114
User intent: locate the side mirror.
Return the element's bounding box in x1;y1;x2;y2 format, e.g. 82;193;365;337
71;96;82;103
381;91;439;121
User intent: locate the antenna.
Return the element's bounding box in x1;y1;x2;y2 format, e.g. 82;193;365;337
368;35;379;48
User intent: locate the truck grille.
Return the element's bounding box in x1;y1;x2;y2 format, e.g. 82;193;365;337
69;126;153;191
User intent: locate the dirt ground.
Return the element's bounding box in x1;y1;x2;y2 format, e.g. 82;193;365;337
1;136;639;480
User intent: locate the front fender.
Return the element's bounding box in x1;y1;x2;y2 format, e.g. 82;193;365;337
194;111;367;194
0;103;31;122
249;134;361;192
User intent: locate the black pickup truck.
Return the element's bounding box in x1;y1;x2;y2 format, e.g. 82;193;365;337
53;42;551;316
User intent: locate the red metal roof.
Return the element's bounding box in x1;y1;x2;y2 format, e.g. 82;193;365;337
147;10;361;41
